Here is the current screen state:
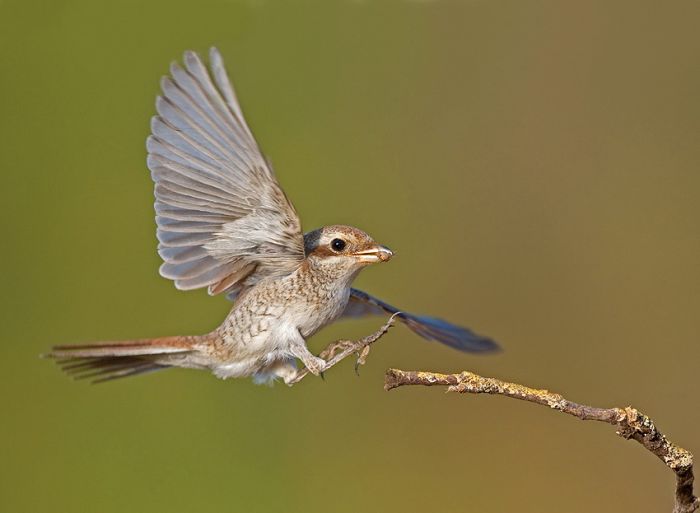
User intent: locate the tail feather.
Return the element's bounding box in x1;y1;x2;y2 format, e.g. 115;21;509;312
46;336;194;383
50;336;192;358
60;357;167;383
91;364;166;383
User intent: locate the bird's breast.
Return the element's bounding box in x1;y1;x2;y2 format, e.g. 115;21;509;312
293;285;350;338
219;271;351;348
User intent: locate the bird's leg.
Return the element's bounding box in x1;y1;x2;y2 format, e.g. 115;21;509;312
262;358;299;385
288;331;326;376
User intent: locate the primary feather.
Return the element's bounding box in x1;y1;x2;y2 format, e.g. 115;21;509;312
148;48;305;295
343;289;499;353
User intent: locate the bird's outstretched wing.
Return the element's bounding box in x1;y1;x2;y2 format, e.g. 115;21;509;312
343;289;499;353
147;48;305;295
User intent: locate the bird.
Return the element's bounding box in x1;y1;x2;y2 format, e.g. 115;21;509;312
47;48;498;385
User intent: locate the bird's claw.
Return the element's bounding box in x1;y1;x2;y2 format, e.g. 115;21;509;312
303;355;327;377
319;340;354;361
354;345;372;376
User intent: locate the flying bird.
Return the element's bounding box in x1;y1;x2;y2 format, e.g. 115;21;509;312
48;48;498;384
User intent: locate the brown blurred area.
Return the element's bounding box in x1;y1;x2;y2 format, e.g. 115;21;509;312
0;1;698;512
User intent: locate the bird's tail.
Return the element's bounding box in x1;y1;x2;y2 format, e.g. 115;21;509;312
45;336;196;383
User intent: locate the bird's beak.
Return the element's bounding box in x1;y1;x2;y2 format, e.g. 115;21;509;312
353;244;393;264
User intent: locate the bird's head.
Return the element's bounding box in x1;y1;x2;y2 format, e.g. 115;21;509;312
304;225;393;280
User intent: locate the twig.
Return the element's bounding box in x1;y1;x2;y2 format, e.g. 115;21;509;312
287;313;400;385
384;369;697;513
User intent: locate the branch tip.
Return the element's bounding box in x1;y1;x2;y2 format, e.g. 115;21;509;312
383;368;697;513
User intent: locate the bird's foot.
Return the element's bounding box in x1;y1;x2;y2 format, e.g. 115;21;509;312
354;345;372;375
301;354;327;377
319;340;371;376
319;340;356;361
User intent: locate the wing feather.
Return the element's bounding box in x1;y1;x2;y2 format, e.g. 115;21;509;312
148;48;304;294
158;245;209;264
343;289;499;353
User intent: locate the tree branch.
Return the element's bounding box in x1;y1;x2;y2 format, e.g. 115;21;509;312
384;368;697;513
287;313;696;511
287;313;399;385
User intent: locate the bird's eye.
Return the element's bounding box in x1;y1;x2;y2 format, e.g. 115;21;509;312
330;238;346;252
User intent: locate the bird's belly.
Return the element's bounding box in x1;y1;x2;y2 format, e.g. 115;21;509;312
211;359;263;379
210;326;290;379
211;284;350;378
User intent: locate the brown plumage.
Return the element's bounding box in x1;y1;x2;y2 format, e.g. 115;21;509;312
46;49;498;385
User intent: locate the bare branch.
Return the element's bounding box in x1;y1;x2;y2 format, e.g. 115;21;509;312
384;368;697;513
287;313;399;385
288;313;696;512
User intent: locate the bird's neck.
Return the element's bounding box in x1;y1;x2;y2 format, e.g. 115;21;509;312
302;258;362;290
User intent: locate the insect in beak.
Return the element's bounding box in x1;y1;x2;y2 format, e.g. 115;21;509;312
353;245;394;263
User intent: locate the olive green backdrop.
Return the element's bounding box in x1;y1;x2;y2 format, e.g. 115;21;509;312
1;1;698;512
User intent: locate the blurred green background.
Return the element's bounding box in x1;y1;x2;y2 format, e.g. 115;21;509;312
1;1;698;512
